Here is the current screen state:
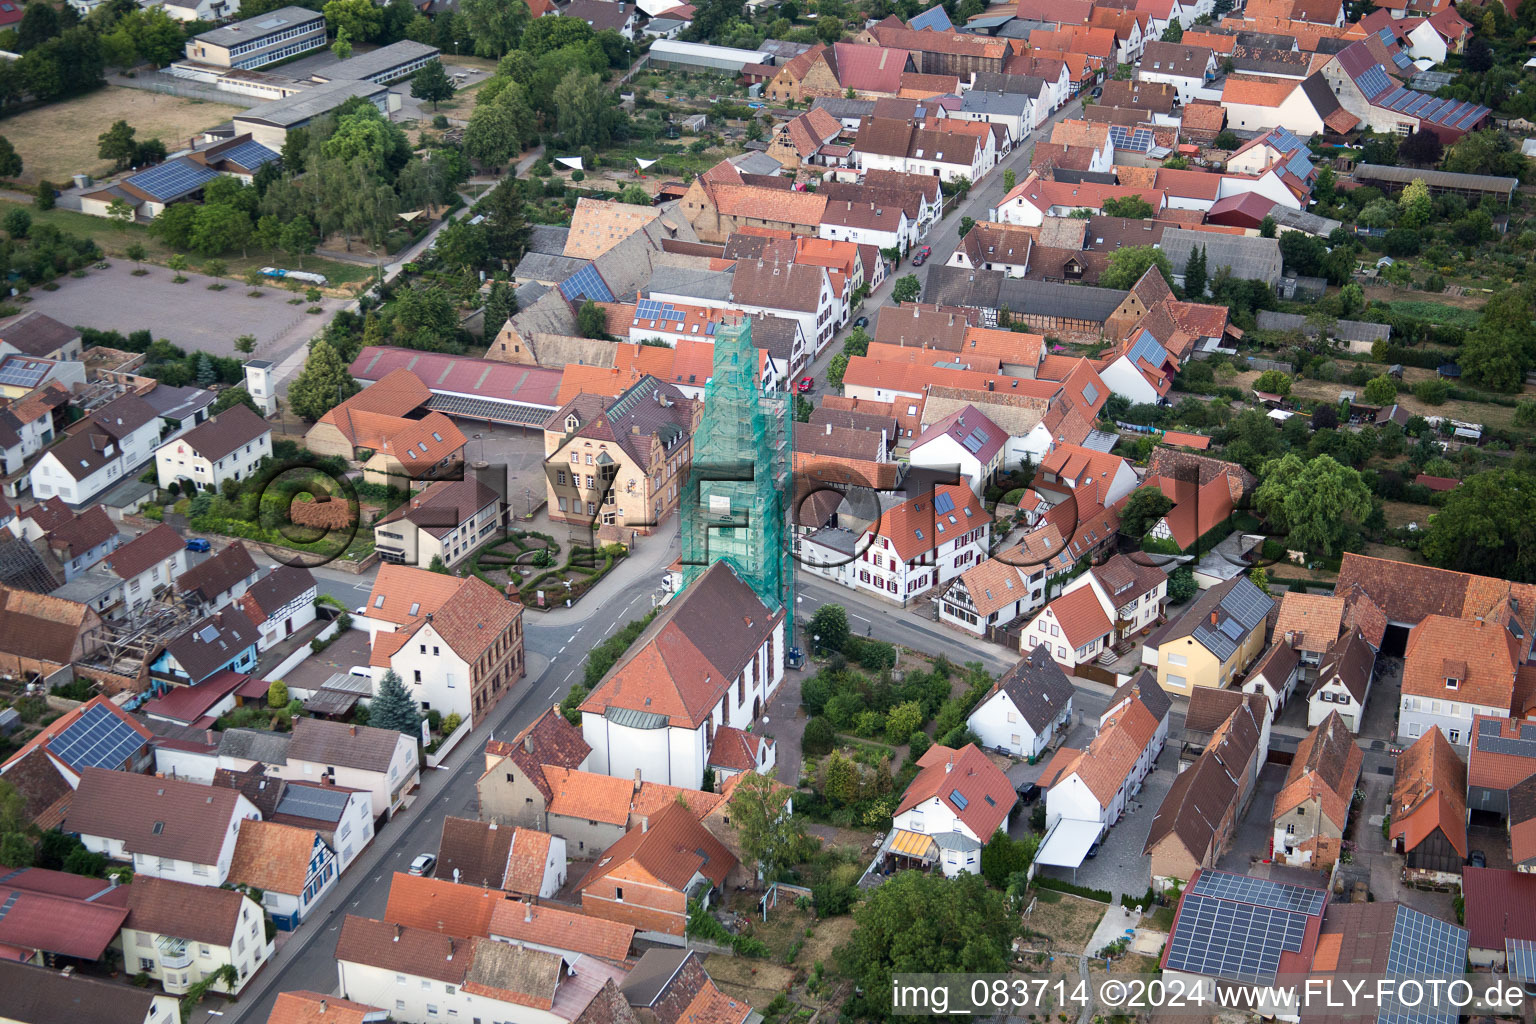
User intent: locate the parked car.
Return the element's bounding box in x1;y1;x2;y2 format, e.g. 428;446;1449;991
1469;850;1487;868
853;316;869;329
917;245;931;258
910;253;926;266
408;854;437;876
349;666;373;679
185;538;211;553
1018;783;1041;804
797;376;815;394
1086;841;1101;859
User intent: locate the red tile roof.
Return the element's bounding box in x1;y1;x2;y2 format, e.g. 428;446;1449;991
486;899;634;963
1461;866;1536;950
872;483;987;563
1390;726;1466;860
383;872;504;938
1403;614;1519;712
895;743;1015;839
578;801;737;893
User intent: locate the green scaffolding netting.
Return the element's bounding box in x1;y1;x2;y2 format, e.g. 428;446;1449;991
680;317;795;641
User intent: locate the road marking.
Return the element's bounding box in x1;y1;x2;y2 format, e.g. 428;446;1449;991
568;635;577;643
558;645;566;654
548;687;560;698
848;612;871;624
603;620;617;636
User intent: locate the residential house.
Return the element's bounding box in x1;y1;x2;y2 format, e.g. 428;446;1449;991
474;706;592;829
1321;39;1487;141
1019;584;1115;673
264;778;375;872
282;717;421;820
1145;692;1266;888
883;743;1016;876
0;382;71;497
235;564;318;652
0;959;179;1024
153;404;272;493
1142;574;1275;697
946;221;1036;277
937;538;1062;639
176;541;260;614
121;876;271;996
1466;714;1536;822
30;394;161;506
1040;673;1169;868
907;405;1006;497
1034;445;1139;511
817;198;911;253
564;0;637;38
267;992;391;1024
489;897;636;964
1240;640;1302;715
1335;552;1536;652
1098;324;1180;406
304;369;467;488
799;483;990;607
1136;41;1216;101
0;311;83;362
1271;591;1347;677
1509;773;1536;872
149;608;261;689
374;478;504;568
0;694;153;811
579;561;784;790
17;499;122;583
542;377;698;538
100;524;188;617
227;818;338;930
952;90;1034;143
1389;726;1467;885
1307;629;1376;733
993;173;1167;227
763;43;838;103
676;165;827;243
765;108;845;171
434;816;568;896
966;646;1075;759
1141;449;1258;553
368;569;525;728
1271;711;1362;870
852;117;985;183
1462;866;1536;966
578;801;738;937
725;259;843;355
63;766;261;885
1399;614;1521;747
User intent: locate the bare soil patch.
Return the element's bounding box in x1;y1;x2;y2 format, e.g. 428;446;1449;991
1022;890;1107;952
704;955;797;1010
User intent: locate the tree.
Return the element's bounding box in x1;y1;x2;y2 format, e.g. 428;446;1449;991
1397;129;1442;167
167;253;188;282
1002;168;1015;192
822;749;858;804
331;27;352;59
840;872;1015;1021
1459;285;1533;393
1336;280;1363;317
1259;215;1276;238
1183;244;1207;298
1398;178;1432;230
371;670;423;735
884;701;922;745
234;333;257;355
191;203;252;256
958;215;975;237
807;604;849;653
577;299;608;339
1413;379;1449;405
980;829;1038;888
1465;35;1493;72
1100;194;1154;219
1099;245;1173;290
1311;403;1338;430
0;136;20;178
1248;565;1272;596
803;716;835;756
1167;565;1197;603
288;339;360;420
1363;374;1397;405
459;0;527;56
125;241;146;270
816;14;842;41
1213;129;1240;150
324;0;382;40
483;281;516;338
618;184;651;206
1161;18;1182;40
1120;485;1174;538
97;119;138;171
2;207;28;239
826;352;849;387
195;353;216;387
553;70;614;149
891;274;921;303
428;554;450;574
464;93;527;168
267;679;290;710
729;771;814;879
0;832;32;868
411;58;456;110
212;385;260;416
280;217;317;268
1420;470;1536;582
1253;369;1292;396
1254;453;1372;556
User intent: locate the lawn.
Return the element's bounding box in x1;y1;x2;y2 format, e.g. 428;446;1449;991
704;955;797;1011
1369;299;1485;329
2;87;244;185
1022;890;1107;953
0;200;377;292
1228;368;1523;431
1380;500;1437;529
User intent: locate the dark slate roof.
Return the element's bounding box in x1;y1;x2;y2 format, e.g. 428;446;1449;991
926;265;1130;323
177;542;259;604
1157;574;1273;663
287;717;405;773
174;404;270;462
216;728;292;766
239;564;317;619
620;948;699;1007
0;312;79;358
995;646;1075;732
162;607;261;682
1309;629;1375;703
0;960;158;1024
1110;669;1172;724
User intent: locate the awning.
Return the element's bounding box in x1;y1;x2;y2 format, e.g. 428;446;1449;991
1035;818;1102;870
888;829;937;860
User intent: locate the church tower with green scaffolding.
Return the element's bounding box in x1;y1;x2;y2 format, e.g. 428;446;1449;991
680;317;794;640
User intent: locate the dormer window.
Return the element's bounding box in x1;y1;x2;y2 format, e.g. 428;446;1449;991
1446;676;1459;689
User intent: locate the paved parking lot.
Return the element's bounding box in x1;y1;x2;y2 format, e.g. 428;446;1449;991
461;424;548;518
21;261;346;362
281;628;373;692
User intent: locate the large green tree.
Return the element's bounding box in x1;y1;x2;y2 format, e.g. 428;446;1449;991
459;0;528;57
1419;470;1536;583
1120;485;1174;538
0;136;20;178
97;119;138;171
1459;285;1535;393
324;0;383;41
371;669;423;735
553;70;614;149
410;58;456;110
891;274;921;303
1253;453;1372;557
288;338;359;420
840;871;1016;1020
1099;244;1174;290
807;604;849;652
727;771;815;880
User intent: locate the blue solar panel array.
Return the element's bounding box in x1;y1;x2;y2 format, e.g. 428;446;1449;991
1165;894;1311;984
0;358;49;389
1269;127;1303;153
1190;870;1327;914
1507;938;1536;984
1376;26;1394;43
125;158;221;202
1285;150;1314;180
559;264;615;304
962;427;991;454
634;298;717;334
1127;330;1169;369
1392;49;1413;70
1108;125;1154;153
1381;905;1468;1024
933;490;956;515
218;139;281;170
47;704;144;772
910;4;953;30
1356;63;1395;100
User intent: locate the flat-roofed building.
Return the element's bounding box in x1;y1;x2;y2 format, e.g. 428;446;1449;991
185;6;327;69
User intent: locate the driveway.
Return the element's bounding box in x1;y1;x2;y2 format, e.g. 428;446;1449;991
462;425;552;523
20;260;346;364
1218;761;1285;874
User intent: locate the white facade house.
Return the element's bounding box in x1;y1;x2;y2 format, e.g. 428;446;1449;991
907;405;1007;498
31;394;161;506
64;767;261;886
1044;678;1169;838
799;483;991;607
16;499;123;582
103;524;189;617
1306;630;1375;734
966;647;1075;759
228;819;338;931
144;0;242;22
887;743;1017;877
1020;585;1114;670
817;202;911;252
1137;42;1217;103
236;564;318;652
726;261;844;354
120;878;271;998
154;404;272;493
579;561;785;791
278;718;422;821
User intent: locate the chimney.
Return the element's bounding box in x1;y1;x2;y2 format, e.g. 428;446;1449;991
524;733;534;753
634;768;642;792
642;816;649;832
526;902;533;923
394;924;402;942
1210;611;1218;626
350;724;357;736
320;1002;328;1015
447;938;455;961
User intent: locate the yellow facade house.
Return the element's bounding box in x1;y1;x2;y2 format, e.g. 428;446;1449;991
1143;574;1274;696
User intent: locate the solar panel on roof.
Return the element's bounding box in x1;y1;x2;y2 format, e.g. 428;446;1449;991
125;159;221;202
1221;578;1272;630
219;139;280;170
1357;63;1393;99
1218;617;1244;641
1377;27;1394;42
1392;50;1413;70
47;704;143;773
1508;939;1536;984
425;393;553;425
0;359;48;388
1082;382;1098;405
1382;905;1468;1024
276;784;351;821
1164;894;1310;984
933;491;955;515
559;264;614;303
1190;870;1327;914
950;789;968;809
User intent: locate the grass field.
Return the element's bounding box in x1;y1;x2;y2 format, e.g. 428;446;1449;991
704;955;797;1010
2;87;244;185
0;200;376;292
1228;368;1523;431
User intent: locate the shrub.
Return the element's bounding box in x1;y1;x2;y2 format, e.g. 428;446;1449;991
812;878;857;917
803;716;835;755
1033;877;1111;902
907;730;931;760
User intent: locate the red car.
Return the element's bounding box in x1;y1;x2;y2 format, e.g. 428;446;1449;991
917;245;932;258
910;253;926;266
797;376;815;393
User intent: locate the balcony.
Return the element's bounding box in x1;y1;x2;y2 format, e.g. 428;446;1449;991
157;936;192;970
